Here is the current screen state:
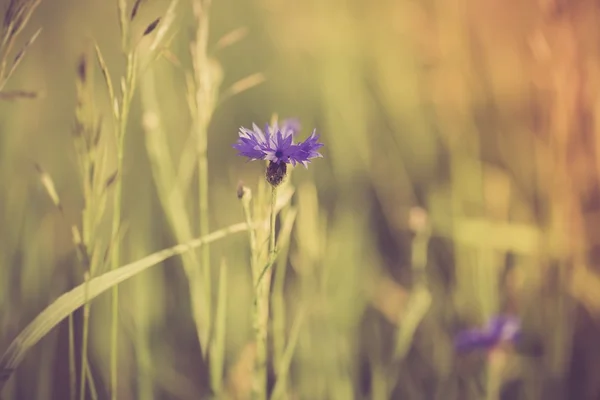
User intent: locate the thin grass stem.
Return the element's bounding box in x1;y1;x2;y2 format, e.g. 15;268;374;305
110;33;138;400
270;307;305;400
85;362;99;400
252;186;277;400
192;0;213;359
79;272;91;400
68;315;76;400
240;188;258;275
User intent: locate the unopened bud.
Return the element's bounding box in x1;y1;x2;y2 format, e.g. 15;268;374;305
237;181;252;202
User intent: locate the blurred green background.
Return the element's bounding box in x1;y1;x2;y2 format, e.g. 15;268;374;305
3;0;600;399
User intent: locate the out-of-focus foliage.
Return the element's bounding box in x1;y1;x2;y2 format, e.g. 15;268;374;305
2;0;600;399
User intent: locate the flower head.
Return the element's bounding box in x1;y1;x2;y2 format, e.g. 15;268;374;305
454;315;520;353
234;122;323;166
233;120;324;186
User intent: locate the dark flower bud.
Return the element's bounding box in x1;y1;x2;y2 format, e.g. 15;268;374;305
237;181;245;199
237;181;252;205
266;161;286;187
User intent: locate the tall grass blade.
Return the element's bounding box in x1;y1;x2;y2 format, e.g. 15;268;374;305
93;42;117;118
0;220;272;392
271;307;305;400
0;27;41;92
209;258;228;394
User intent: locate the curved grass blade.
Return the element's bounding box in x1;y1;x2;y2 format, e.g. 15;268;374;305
270;307;306;400
0;27;41;91
0;221;250;392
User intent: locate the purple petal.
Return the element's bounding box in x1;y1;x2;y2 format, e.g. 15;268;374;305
454;315;521;353
281;118;301;135
455;329;499;352
252;123;268;142
235;122;324;165
282;131;293;148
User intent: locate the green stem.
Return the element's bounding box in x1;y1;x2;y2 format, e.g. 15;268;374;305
269;187;277;256
110;51;136;400
192;0;213;358
252;186;277;400
85;361;99;400
198;123;211;346
109;128;123;400
271;220;291;381
80;273;91;400
68;315;76;400
240;191;258;280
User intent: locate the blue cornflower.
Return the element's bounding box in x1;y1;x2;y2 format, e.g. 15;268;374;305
233;120;324;186
454;315;520;353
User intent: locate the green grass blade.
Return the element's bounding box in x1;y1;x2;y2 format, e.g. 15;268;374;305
93;42;117;118
0;28;41;92
271;307;306;400
0;221;255;392
209;258;228;394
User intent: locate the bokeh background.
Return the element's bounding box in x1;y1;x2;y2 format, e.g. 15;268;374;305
2;0;600;399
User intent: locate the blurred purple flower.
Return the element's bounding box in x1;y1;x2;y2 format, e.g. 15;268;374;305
454;315;520;353
280;118;301;135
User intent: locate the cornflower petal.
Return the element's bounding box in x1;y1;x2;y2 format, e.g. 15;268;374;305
234;120;324;167
454;315;521;353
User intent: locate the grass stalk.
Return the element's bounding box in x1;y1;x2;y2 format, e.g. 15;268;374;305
109;5;138;396
270;307;305;400
209;259;228;394
271;207;297;397
85;362;99;400
34;159;104;400
68;315;76;400
191;0;214;357
252;185;277;400
79;272;91;400
0;216;288;393
240;185;258;274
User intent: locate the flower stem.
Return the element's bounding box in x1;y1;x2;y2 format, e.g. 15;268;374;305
252;186;277;400
269;187;277;256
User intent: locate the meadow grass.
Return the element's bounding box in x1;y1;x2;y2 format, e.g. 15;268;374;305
4;0;600;400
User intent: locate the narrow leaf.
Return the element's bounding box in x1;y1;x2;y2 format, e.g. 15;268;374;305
214;27;248;51
270;307;306;400
219;73;265;104
93;42;117;115
210;259;228;393
0;217;285;390
0;28;41;90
